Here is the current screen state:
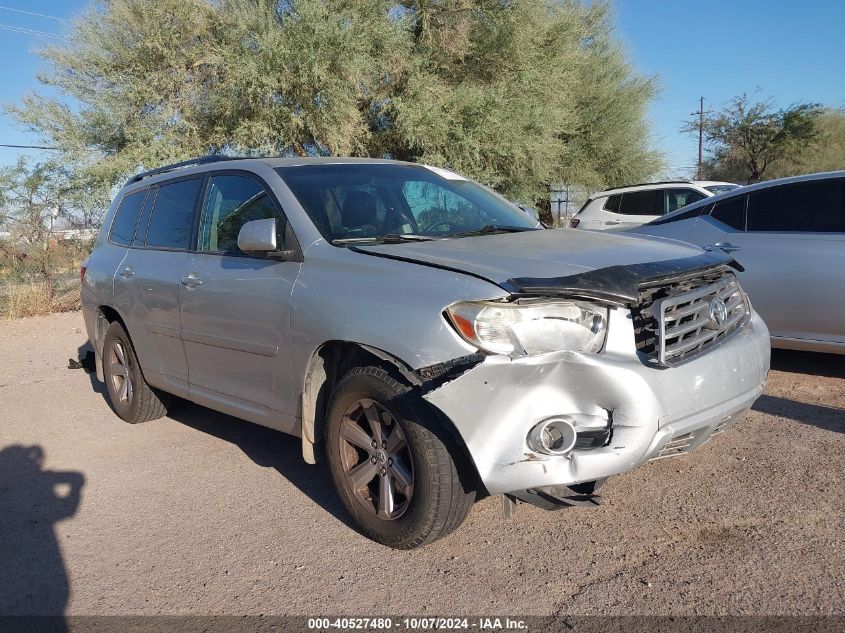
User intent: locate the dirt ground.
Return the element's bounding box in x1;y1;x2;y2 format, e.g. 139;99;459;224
0;311;842;617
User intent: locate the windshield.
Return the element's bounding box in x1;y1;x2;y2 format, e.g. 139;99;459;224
704;184;740;195
275;163;538;244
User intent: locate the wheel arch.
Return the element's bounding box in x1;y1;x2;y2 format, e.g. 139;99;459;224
93;305;128;380
299;341;481;494
301;341;418;462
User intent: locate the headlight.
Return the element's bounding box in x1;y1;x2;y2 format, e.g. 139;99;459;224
445;299;608;356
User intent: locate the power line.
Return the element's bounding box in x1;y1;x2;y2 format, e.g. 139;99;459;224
0;5;69;23
0;144;59;150
0;22;66;38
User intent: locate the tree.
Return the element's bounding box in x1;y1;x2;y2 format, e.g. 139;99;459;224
766;108;845;179
0;158;65;244
687;94;822;184
7;0;660;211
0;158;102;235
0;159;73;298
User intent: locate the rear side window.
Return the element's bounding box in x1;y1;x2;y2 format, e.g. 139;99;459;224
710;195;747;230
109;190;147;246
603;194;621;212
198;174;288;254
618;190;662;215
747;179;845;232
144;178;202;249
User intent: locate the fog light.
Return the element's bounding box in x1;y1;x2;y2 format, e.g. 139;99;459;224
527;417;578;456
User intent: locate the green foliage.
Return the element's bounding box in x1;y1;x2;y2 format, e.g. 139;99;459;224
765;108;845;179
0;158;102;237
7;0;661;207
0;159;96;315
0;158;64;242
689;94;823;184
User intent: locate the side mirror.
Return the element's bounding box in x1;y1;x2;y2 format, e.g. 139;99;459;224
237;218;277;254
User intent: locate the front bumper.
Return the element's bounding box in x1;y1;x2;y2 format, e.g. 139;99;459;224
423;308;770;495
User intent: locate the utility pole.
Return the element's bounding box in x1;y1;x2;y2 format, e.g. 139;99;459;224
690;96;711;180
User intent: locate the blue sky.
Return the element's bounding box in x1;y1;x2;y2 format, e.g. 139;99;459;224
614;0;845;177
1;0;844;176
0;1;78;166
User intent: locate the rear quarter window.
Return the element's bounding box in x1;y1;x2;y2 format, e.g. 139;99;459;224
109;189;147;246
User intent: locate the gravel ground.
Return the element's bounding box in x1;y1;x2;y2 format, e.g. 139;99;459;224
0;311;842;616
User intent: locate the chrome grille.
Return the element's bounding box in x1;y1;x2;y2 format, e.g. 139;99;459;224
655;274;748;364
632;268;749;365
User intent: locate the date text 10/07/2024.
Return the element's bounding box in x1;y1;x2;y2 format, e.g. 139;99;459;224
307;618;528;630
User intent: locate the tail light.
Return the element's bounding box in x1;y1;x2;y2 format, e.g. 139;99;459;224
80;265;87;282
569;218;580;228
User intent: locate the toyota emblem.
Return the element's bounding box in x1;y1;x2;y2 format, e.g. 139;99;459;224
709;298;729;329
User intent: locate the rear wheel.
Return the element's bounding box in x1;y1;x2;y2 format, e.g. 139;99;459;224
326;366;475;549
102;321;169;423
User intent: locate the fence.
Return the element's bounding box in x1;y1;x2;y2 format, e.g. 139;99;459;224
549;184;590;227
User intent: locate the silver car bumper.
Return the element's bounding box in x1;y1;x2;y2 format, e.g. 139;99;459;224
424;309;770;495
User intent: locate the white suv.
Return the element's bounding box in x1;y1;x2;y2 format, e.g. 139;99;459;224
570;180;738;231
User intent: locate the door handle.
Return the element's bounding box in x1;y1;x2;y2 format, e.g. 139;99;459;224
118;267;134;278
180;273;203;288
707;242;740;253
605;219;622;225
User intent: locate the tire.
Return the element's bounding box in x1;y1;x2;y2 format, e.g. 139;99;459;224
325;366;476;549
102;321;169;424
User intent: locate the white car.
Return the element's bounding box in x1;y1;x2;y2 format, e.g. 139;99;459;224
570;180;739;231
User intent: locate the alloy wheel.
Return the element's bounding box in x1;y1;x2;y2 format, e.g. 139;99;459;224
338;398;414;520
108;340;134;406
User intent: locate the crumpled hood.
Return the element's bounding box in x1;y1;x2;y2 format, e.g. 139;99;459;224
354;228;706;286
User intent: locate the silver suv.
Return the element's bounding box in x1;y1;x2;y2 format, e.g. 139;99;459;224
81;157;770;549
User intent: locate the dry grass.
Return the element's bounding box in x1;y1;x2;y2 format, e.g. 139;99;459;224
1;237;91;319
5;282;53;319
51;286;82;313
4;281;80;319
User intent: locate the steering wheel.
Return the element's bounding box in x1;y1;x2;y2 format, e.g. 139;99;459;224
421;220;458;234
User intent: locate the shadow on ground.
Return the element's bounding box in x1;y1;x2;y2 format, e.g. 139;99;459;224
74;342;353;529
770;348;845;379
166;401;356;530
74;341;106;397
752;349;845;434
752;395;844;434
0;445;84;624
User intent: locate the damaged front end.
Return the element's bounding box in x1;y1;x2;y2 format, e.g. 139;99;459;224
419;253;770;513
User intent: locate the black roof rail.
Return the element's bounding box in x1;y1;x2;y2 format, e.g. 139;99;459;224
125;155;240;185
600;180;695;193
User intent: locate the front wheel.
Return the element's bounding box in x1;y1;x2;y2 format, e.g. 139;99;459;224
325;366;475;549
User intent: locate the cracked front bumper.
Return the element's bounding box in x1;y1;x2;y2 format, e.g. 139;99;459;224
423;309;770;495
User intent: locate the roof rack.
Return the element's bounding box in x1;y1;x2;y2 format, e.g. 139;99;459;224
600;180;694;193
125;155;240;185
